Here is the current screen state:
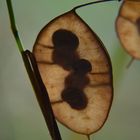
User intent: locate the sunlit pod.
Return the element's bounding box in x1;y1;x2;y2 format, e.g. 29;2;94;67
33;10;113;135
116;0;140;59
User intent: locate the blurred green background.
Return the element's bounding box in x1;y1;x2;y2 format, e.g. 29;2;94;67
0;0;140;140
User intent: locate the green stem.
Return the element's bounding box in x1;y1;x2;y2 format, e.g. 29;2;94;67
73;0;120;11
6;1;62;140
6;0;24;53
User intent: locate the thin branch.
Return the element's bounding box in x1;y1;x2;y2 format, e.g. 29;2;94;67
6;0;24;53
126;57;135;68
73;0;120;11
6;1;62;139
87;135;91;140
23;51;62;140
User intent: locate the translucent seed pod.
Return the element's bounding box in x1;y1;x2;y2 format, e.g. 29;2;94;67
33;6;113;136
116;0;140;60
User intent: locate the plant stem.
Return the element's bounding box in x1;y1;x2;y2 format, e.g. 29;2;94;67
6;0;24;53
73;0;120;11
6;0;62;139
23;51;62;140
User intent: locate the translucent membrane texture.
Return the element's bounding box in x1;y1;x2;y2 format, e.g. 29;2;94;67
116;0;140;59
33;11;113;135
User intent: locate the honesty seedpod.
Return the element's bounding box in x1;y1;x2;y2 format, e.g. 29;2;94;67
116;0;140;60
33;5;113;135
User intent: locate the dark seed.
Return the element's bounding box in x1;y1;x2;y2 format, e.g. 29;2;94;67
61;88;88;110
52;29;79;50
72;59;92;74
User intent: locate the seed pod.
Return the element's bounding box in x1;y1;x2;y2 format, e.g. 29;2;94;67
116;0;140;59
33;10;113;135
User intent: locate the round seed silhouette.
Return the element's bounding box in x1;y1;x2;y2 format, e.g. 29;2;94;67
52;29;79;70
52;29;79;50
61;88;88;110
72;59;92;74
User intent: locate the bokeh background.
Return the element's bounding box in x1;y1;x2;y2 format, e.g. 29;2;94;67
0;0;140;140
